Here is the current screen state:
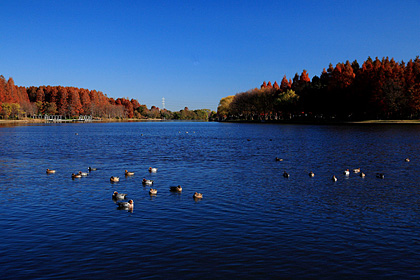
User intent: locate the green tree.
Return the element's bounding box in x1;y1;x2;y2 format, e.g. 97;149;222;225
194;109;211;121
44;102;58;115
1;103;12;119
146;106;160;119
217;95;235;118
179;107;196;120
275;89;299;118
35;101;43;114
10;103;24;119
0;103;23;119
160;109;173;119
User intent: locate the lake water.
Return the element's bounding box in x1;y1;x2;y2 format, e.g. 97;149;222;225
0;121;419;279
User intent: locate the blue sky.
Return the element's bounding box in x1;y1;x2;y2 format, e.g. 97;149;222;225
1;0;419;111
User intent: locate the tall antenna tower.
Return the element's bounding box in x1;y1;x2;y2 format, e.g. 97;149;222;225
162;97;165;109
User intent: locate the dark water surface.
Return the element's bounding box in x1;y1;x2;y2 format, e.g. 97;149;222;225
0;121;419;279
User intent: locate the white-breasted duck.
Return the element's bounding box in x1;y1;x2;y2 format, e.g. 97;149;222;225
170;185;182;192
112;191;127;200
110;176;120;182
193;192;203;199
142;178;154;185
117;200;134;210
125;170;134;176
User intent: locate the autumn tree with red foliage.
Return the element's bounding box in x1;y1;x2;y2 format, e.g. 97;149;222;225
280;75;291;92
0;75;212;121
219;56;420;121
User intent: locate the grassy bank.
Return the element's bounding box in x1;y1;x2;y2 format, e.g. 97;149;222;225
222;119;420;125
0;118;45;124
350;120;420;124
0;117;164;124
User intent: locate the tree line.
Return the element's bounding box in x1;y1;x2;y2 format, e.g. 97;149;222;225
217;56;420;121
0;76;214;121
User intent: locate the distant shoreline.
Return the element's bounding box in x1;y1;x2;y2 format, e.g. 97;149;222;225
221;119;420;125
2;118;420;125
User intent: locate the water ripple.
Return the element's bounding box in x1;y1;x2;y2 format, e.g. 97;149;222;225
1;122;420;279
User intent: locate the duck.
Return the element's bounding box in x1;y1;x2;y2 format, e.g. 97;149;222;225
309;171;315;177
332;175;337;182
275;157;283;162
148;167;158;173
360;172;366;178
46;168;56;174
142;178;154;185
88;167;97;171
112;191;127;200
376;173;385;179
125;170;135;176
343;169;350;176
78;171;88;176
117;199;134;210
193;192;203;199
110;176;120;182
72;173;82;179
353;168;360;173
149;188;158;195
170;185;182;192
283;171;289;178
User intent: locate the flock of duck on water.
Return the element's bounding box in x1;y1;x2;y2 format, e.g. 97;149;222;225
44;156;410;211
45;167;203;211
275;157;411;181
